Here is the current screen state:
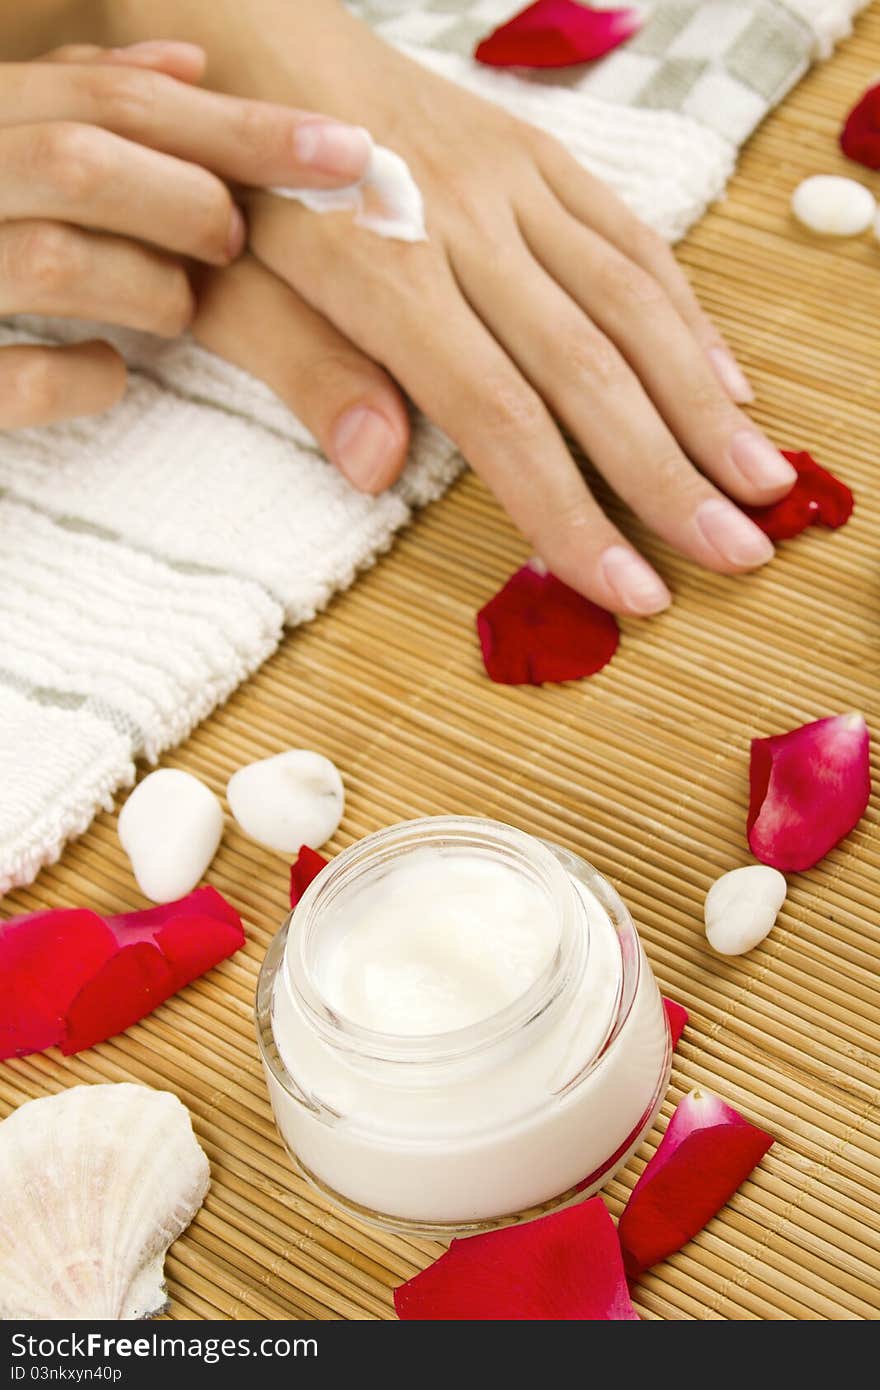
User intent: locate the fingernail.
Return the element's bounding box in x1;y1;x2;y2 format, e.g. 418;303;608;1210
226;205;246;260
115;40;204;61
293;121;372;179
600;545;672;615
695;498;775;568
729;430;798;491
708;347;754;404
332;407;396;491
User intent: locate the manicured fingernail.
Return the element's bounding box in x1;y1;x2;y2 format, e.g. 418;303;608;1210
226;205;246;259
696;498;775;568
332;407;396;491
600;546;671;615
293;121;372;179
708;347;754;404
729;430;798;491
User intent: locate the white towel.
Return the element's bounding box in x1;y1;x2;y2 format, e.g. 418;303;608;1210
0;0;868;894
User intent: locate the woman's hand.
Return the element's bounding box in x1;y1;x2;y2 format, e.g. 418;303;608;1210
101;0;795;614
0;38;411;449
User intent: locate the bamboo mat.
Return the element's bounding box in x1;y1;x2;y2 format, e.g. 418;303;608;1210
2;10;879;1324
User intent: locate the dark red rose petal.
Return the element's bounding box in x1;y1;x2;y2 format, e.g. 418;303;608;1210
290;845;329;908
840;82;880;169
618;1090;773;1278
0;887;245;1060
477;562;620;685
748;712;871;872
475;0;642;69
394;1196;638;1320
742;450;853;541
663;997;688;1050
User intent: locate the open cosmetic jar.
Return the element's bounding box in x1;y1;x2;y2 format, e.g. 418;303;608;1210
256;816;672;1235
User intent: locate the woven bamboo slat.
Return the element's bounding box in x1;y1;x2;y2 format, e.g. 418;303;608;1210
1;5;878;1322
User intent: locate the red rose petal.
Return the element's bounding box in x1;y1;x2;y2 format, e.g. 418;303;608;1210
0;887;245;1060
475;0;642;69
742;450;853;541
62;943;174;1055
618;1090;773;1278
0;909;115;1058
747;712;871;872
394;1197;638;1320
477;562;620;685
841;82;880;169
290;845;329;907
662;996;688;1050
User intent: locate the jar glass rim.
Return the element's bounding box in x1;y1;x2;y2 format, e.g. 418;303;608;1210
283;815;585;1065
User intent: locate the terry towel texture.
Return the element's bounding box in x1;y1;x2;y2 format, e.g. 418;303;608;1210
0;0;868;893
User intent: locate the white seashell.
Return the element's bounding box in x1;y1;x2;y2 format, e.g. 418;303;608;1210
0;1084;209;1320
704;865;787;956
227;750;344;854
791;175;876;236
118;768;223;903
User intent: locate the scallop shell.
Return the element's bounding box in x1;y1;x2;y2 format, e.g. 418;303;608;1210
0;1083;209;1320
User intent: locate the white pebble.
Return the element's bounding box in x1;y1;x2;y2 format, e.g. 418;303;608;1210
227;750;344;855
704;865;787;956
118;769;224;904
791;175;876;236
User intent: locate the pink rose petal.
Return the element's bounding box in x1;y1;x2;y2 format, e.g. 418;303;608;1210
618;1090;773;1277
477;562;620;685
475;1;642;69
394;1197;638;1320
748;713;871;872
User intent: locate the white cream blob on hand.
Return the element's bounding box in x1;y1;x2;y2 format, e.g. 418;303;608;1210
271;143;427;243
315;850;559;1034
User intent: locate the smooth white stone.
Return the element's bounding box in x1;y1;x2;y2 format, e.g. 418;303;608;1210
704;865;787;956
227;750;344;855
791;175;876;236
118;769;224;903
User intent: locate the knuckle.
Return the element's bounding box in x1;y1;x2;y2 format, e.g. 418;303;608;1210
599;252;665;310
563;328;626;390
188;178;234;259
37;122;107;202
649;450;696;505
294;349;370;403
85;64;157;125
155;270;195;335
473;372;546;442
10;223;80;298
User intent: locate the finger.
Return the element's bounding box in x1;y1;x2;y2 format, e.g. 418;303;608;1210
245;196;670;614
192;253;410;492
534;136;755;403
0;123;244;266
517;195;797;504
0;221;194;337
0;340;125;428
0;61;372;188
38;40;207;84
450;226;775;580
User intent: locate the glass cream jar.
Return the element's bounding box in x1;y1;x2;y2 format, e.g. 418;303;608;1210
256;816;672;1235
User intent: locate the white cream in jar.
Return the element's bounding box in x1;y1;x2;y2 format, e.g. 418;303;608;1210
257;817;671;1234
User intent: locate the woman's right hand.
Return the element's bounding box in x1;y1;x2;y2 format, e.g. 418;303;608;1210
0;41;394;429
